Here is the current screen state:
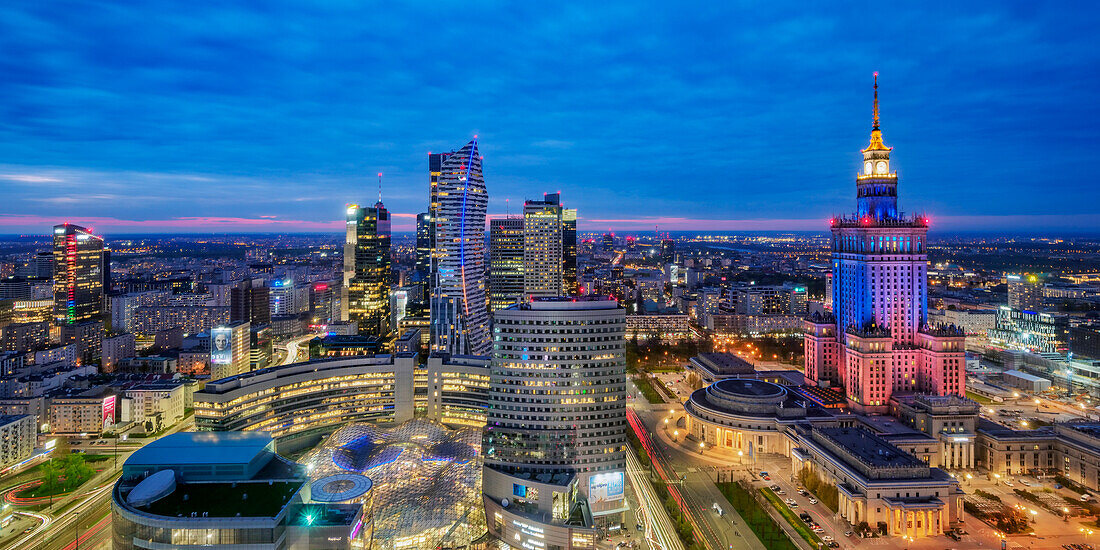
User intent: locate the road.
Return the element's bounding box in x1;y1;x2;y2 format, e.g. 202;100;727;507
1;412;195;550
626;444;685;550
278;332;322;366
8;483;112;550
629;384;765;550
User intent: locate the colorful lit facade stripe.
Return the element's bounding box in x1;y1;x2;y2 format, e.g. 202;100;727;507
804;75;965;414
52;223;105;325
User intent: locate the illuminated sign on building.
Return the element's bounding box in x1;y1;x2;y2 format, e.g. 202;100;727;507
588;471;624;503
211;327;233;365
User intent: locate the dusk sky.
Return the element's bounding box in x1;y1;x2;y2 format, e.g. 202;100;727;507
1;2;1097;235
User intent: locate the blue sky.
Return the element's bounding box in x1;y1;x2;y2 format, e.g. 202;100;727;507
0;2;1097;234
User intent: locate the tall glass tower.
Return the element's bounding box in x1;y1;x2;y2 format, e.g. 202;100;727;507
52;223;105;324
344;201;391;337
430;138;490;355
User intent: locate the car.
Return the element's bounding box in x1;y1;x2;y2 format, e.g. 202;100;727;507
759;471;769;478
813;527;825;533
947;531;960;541
1003;480;1014;487
712;502;724;516
785;498;798;507
798;489;809;496
800;514;813;522
809;498;818;505
828;542;840;548
763;475;771;481
844;531;852;537
823;535;834;542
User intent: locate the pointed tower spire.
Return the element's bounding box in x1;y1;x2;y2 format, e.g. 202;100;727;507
872;71;880;131
863;72;891;153
377;172;383;204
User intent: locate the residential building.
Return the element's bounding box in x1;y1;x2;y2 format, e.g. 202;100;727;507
102;332;136;372
0;414;35;470
125;382;185;431
47;387;116;435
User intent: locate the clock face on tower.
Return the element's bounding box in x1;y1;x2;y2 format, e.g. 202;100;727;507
875;161;887;174
864;162;872;175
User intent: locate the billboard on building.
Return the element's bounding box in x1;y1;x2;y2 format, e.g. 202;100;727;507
588;471;624;503
102;395;116;430
211;327;233;365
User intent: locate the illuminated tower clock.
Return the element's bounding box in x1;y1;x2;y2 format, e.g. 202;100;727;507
856;72;897;219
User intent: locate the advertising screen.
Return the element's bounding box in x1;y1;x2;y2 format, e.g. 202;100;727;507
211;327;233;365
588;471;625;503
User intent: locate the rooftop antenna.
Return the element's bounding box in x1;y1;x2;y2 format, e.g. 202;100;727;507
506;198;510;217
377;172;383;204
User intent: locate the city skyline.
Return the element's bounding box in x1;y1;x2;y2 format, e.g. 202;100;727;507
1;4;1098;234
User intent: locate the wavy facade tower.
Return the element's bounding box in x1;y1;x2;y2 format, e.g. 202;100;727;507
804;75;966;414
430;138;491;356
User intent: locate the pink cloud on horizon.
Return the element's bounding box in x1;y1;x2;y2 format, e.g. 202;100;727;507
0;214;343;233
3;212;1099;235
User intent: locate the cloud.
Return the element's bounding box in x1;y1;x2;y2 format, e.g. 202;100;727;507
0;3;1095;233
0;174;63;183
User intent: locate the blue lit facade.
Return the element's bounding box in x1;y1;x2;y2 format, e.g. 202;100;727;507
804;75;965;413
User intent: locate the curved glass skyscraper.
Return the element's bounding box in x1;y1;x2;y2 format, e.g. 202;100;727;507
430;138;491;356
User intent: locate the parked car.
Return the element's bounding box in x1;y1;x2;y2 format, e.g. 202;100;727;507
813;527;826;533
809;497;818;505
1003;480;1014;487
823;535;834;542
759;471;769;478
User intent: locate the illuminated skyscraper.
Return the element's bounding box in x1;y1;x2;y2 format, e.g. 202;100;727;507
522;193;577;297
430;139;490;355
344;200;391;337
483;297;627;546
52;223;106;325
415;212;431;296
1007;273;1044;311
804;75;965;413
489;217;524;311
427;151;453;280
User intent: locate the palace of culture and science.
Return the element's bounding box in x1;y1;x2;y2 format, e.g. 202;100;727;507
804;74;966;414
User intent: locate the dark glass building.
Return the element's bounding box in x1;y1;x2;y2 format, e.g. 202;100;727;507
344;201;391;337
52;223;106;325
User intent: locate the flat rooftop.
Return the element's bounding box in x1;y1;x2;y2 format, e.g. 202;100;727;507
817;427;926;469
693;353;754;375
127;431;272;467
138;480;301;518
713;378;784;397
